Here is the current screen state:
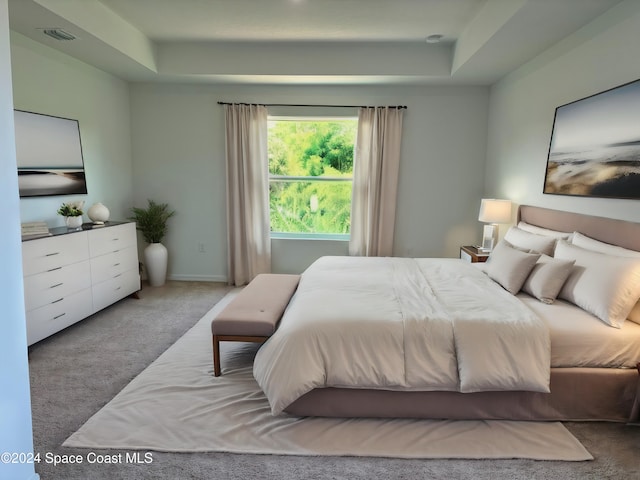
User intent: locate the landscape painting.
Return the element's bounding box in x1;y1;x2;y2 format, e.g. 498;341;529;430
14;110;88;198
543;79;640;199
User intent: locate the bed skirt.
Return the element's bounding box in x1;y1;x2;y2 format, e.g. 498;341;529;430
285;367;640;423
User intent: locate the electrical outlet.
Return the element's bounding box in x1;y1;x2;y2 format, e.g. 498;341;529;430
198;243;205;253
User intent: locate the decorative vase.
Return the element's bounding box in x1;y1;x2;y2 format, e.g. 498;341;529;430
87;202;110;224
65;216;83;229
144;242;168;287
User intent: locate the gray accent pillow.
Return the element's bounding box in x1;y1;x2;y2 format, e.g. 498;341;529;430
486;241;541;295
522;255;575;304
504;227;557;256
555;240;640;328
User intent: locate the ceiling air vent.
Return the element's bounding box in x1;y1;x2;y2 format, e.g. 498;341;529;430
41;29;77;41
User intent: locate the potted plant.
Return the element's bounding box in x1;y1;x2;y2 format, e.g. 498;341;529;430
129;199;176;287
57;200;84;229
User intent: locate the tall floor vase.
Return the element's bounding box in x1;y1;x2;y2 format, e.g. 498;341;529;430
144;242;168;287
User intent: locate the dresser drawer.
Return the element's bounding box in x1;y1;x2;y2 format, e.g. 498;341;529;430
92;268;140;313
88;223;137;257
90;246;139;285
26;288;93;345
22;232;89;276
23;260;91;312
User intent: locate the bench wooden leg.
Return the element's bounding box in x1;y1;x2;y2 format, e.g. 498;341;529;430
213;335;221;377
212;334;271;376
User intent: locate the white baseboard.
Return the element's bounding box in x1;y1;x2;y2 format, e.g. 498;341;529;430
167;274;227;283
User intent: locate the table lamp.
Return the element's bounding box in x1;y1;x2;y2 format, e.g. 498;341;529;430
478;199;512;251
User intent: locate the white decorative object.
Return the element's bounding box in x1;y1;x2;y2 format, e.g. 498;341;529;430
65;216;83;229
88;202;110;224
144;242;168;287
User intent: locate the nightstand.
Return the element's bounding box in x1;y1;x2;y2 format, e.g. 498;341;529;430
460;245;490;263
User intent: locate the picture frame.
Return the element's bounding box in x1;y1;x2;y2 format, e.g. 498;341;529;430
543;78;640;200
14;110;88;198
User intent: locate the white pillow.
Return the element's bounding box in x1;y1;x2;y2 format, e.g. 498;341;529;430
571;231;640;258
629;302;640;324
504;226;557;256
517;221;572;241
485;241;541;295
522;255;575;304
555;240;640;328
571;232;640;325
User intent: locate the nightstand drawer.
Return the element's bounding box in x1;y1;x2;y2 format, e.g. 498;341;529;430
460;245;490;263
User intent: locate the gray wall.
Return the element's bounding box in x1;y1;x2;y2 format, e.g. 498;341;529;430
486;0;640;223
130;83;489;280
13;1;640;284
10;19;490;283
11;33;134;228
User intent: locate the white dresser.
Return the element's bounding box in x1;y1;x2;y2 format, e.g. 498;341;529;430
22;222;140;345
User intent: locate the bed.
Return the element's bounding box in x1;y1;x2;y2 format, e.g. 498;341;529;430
253;205;640;422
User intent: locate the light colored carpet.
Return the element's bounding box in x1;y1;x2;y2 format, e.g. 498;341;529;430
64;291;592;461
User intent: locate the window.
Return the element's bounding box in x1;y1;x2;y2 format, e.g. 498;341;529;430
268;117;357;238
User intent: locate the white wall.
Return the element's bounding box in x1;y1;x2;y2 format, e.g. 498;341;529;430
11;33;134;228
0;1;38;479
486;0;640;222
130;83;489;279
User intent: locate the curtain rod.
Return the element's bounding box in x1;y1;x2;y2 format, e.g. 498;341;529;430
217;101;407;109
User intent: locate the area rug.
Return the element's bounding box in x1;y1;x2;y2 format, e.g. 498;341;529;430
64;291;592;461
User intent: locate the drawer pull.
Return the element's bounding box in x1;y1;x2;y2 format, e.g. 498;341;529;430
51;298;64;304
53;313;66;320
50;283;64;289
115;286;122;291
47;266;63;272
113;263;121;267
45;252;60;257
114;273;123;278
112;238;119;241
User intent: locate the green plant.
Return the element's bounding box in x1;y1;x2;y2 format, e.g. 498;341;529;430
57;201;84;217
129;199;176;244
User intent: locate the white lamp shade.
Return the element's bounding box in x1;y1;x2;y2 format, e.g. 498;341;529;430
478;199;512;224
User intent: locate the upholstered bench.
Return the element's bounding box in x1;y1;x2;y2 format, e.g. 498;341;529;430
211;273;301;376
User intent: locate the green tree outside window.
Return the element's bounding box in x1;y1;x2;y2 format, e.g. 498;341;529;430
268;119;357;235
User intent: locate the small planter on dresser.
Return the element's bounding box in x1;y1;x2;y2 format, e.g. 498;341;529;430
22;221;140;345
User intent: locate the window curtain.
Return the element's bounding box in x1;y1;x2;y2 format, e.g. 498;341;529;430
349;107;404;257
224;104;271;286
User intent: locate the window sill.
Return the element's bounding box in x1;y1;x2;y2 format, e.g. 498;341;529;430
270;232;350;241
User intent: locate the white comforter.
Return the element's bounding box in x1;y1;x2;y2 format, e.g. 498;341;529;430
254;256;550;415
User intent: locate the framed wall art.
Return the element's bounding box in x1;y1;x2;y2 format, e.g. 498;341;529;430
543;78;640;199
14;110;88;198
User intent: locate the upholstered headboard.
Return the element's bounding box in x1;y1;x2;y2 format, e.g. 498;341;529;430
518;205;640;253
